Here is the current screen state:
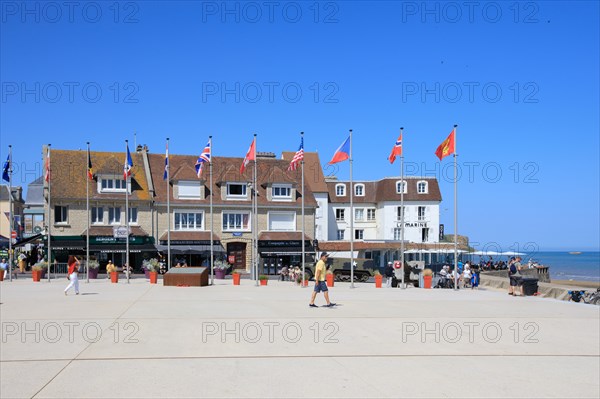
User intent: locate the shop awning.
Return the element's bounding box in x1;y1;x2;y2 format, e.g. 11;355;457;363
89;243;158;253
155;244;226;254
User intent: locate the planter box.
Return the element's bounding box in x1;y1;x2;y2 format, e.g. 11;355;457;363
423;275;432;289
149;272;158;284
326;274;334;287
375;275;383;288
215;269;226;280
232;274;241;285
32;270;41;282
260;279;268;286
110;271;119;283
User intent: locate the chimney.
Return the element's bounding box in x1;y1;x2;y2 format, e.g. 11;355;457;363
136;144;143;153
257;152;276;159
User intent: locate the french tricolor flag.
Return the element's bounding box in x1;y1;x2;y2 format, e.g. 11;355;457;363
328;136;350;165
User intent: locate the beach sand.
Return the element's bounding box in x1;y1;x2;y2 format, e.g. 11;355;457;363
551;279;600;289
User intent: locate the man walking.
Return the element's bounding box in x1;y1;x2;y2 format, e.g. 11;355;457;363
309;252;336;308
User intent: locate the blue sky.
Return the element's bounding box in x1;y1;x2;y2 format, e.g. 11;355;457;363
1;1;599;251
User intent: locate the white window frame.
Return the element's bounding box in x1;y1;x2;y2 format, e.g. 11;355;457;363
177;180;202;200
396;180;407;194
128;207;138;224
355;208;364;221
397;206;405;221
109;207;121;225
226;183;248;199
99;177;128;193
272;184;292;201
91;206;104;224
354;184;365;197
335;184;346;197
335;208;345;221
355;229;364;240
393;228;402;240
367;208;376;221
337;229;345;240
222;211;251;231
267;211;296;231
54;205;68;224
174;210;204;231
418;206;426;221
417;180;428;194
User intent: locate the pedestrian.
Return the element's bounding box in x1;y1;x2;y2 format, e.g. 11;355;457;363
309;252;336;308
64;255;81;295
508;257;522;296
0;258;8;279
385;261;394;288
106;260;116;278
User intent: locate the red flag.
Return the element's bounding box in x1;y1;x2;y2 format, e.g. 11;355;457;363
435;130;455;161
44;148;50;182
388;133;402;164
240;138;256;174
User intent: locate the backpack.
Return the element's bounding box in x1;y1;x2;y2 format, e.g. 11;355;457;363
510;264;517;274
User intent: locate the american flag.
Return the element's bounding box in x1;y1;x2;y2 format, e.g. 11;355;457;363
195;141;211;178
388;133;402;164
287;137;304;171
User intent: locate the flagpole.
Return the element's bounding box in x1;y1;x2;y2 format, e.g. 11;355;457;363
125;140;130;284
349;129;355;289
8;145;13;282
167;138;171;271
453;125;458;291
400;128;405;290
209;135;214;285
301;132;305;287
47;145;51;282
86;142;90;283
253;133;258;287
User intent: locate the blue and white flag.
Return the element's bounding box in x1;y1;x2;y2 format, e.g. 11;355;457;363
163;141;169;180
2;155;9;183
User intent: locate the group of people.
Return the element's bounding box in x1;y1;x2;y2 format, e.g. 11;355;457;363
437;262;480;289
279;265;304;283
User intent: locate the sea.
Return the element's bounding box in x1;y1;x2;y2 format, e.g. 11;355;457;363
532;251;600;282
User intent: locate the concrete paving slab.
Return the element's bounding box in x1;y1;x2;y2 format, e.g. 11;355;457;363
1;277;598;398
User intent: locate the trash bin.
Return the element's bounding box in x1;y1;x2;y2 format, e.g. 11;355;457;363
391;276;399;288
520;277;539;296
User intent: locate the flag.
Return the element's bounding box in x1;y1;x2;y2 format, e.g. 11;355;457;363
435;129;455;161
240;138;255;174
87;147;94;181
2;155;9;183
163;142;169;180
287;137;304;171
195;141;211;178
388;133;403;164
44;148;50;182
124;144;133;180
328;136;350;165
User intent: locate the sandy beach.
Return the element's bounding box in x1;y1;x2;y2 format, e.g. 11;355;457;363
551;280;600;289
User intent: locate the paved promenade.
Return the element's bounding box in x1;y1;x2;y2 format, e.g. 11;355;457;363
1;277;599;398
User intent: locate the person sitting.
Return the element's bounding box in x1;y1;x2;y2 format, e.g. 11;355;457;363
280;266;289;281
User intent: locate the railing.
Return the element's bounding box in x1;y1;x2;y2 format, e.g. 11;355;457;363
51;262;88;276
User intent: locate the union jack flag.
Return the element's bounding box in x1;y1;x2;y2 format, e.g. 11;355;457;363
388;133;403;164
287;137;304;171
195;141;211;178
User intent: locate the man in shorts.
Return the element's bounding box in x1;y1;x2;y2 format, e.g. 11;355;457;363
309;252;336;308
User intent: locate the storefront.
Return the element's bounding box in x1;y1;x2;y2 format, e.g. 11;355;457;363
257;233;315;275
156;232;226;268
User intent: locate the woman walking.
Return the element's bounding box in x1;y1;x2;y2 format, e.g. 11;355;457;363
64;256;81;296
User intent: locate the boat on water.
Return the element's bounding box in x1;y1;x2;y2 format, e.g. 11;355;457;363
569;251;582;255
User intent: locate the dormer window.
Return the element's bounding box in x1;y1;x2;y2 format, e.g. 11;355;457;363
417;181;428;194
335;184;346;196
272;184;292;200
396;180;407;194
354;184;364;197
178;181;202;199
100;177;127;193
227;183;247;199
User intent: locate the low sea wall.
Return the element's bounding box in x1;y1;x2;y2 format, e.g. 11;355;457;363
481;266;551;283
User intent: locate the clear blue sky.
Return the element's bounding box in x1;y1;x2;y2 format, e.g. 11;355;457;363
1;1;598;252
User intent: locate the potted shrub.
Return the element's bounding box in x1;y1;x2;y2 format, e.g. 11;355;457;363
213;260;229;279
422;268;433;289
232;270;241;285
296;273;310;287
143;258;160;284
259;275;269;286
374;270;383;288
326;270;334;287
88;259;100;279
32;262;47;282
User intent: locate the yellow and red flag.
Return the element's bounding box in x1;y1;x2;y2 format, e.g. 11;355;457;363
435;130;455;161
